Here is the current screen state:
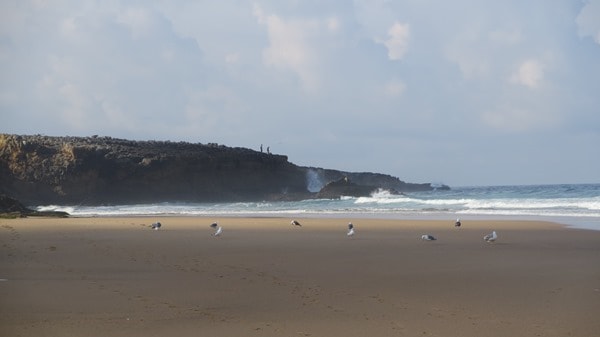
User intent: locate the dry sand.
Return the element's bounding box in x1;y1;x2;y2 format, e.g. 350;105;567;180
1;217;599;337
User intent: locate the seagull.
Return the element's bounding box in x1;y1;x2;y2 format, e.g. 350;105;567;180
421;234;437;241
455;218;461;227
347;223;355;237
483;231;497;242
210;222;222;236
151;222;161;230
291;220;302;227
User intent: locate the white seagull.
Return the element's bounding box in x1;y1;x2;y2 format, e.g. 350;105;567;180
291;220;302;227
347;223;355;237
151;222;162;230
210;222;223;236
483;231;497;242
421;234;437;241
455;218;461;227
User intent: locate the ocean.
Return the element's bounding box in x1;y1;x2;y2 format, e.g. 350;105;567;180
37;183;600;231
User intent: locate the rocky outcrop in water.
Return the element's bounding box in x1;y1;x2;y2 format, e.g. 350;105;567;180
0;134;447;205
315;177;399;199
0;195;31;214
0;195;69;218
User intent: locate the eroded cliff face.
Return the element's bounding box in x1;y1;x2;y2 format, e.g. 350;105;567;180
0;134;309;204
0;134;444;205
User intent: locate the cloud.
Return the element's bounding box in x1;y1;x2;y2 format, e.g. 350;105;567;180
253;4;322;92
576;0;600;45
378;21;410;60
444;29;492;80
445;25;525;81
0;2;209;134
510;59;544;88
1;1;599;185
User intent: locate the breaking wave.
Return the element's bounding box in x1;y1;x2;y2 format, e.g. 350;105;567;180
35;183;600;230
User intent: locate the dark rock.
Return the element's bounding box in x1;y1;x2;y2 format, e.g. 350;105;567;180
0;134;448;205
316;176;404;199
26;210;70;218
0;194;32;214
0;194;69;218
316;177;375;198
305;167;442;193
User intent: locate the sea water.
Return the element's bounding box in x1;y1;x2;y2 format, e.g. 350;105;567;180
37;183;600;231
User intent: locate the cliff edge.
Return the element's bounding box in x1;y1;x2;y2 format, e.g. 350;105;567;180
0;134;447;205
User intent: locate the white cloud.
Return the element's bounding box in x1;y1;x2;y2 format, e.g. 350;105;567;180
444;29;492;80
510;59;544;88
447;52;490;80
253;4;325;92
379;21;410;61
252;3;267;24
576;0;600;45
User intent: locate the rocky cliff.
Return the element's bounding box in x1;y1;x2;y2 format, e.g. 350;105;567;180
0;134;446;205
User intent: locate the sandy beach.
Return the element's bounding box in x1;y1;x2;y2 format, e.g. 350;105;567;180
1;216;599;337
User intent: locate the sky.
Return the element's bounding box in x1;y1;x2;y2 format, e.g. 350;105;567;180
1;0;599;187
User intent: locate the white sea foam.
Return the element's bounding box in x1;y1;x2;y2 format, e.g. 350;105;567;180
355;189;409;204
32;184;600;230
461;197;600;212
36;205;76;214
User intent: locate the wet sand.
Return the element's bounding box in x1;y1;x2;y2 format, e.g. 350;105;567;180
1;217;599;336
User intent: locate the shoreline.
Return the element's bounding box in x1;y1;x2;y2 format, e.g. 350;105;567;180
55;212;600;232
2;216;599;337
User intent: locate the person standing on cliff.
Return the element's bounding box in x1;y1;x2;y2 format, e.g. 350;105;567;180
267;146;270;154
260;144;263;152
